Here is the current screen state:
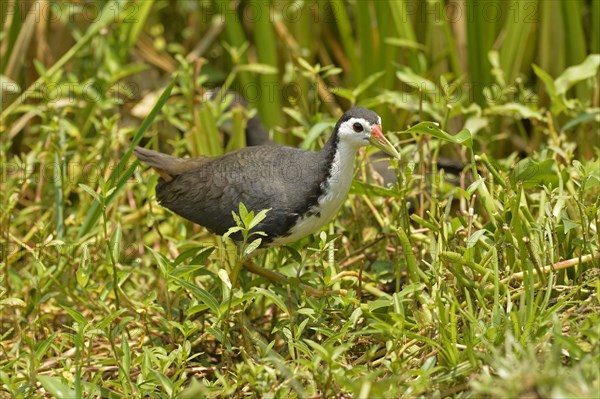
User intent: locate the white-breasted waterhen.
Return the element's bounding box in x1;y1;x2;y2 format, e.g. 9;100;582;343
207;91;462;194
135;107;400;294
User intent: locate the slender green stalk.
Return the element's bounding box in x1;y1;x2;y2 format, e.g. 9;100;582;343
330;0;361;83
253;1;282;128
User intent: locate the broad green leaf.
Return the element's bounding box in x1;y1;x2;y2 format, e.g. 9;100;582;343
486;103;545;121
0;297;26;307
109;222;122;263
467;178;486;196
151;370;174;397
231;209;242;227
146;245;171;277
38;375;76;399
284;246;302;264
222;226;243;241
510;158;561;189
175;247;211;267
61;306;87;325
397;283;427;299
189;247;215;265
188;295;248;316
254;287;288;313
296;57;314;72
169;265;210;278
555;54;600;95
104;187;117;198
532;63;568;114
464;115;488;135
77;243;91;287
78;184;101;204
35;333;58;362
466;229;487;249
304;339;330;360
242;210;256;230
399;122;473;148
367;298;392;312
532;64;557;98
561;215;580;234
396;67;437;93
95;308;127;331
561;109;600;132
238;202;249;221
331;87;355;102
244;238;262;257
350;180;403;199
321;67;343;78
218;269;232;290
121;333;130;375
248;208;271;230
171;276;220;316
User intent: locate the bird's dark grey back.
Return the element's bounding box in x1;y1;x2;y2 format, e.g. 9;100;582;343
156;145;331;243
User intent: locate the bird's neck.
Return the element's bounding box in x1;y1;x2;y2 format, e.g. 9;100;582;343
320;132;359;195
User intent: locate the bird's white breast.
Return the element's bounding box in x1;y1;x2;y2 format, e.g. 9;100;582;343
271;142;357;245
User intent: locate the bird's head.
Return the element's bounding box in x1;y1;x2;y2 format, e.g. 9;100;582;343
335;107;400;159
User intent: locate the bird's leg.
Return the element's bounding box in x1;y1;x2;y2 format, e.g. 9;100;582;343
241;260;346;298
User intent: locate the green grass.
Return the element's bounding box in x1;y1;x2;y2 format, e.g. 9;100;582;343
1;0;599;398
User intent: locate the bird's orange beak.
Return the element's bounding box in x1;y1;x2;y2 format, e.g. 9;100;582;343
370;124;401;159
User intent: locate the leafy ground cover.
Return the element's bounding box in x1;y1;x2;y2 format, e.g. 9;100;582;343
1;1;599;398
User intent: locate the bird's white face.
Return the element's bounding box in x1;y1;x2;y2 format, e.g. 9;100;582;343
337;116;382;148
337;116;401;159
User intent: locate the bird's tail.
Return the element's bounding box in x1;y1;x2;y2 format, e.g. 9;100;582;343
134;147;208;181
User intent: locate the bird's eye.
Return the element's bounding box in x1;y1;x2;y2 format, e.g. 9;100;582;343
353;122;364;132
